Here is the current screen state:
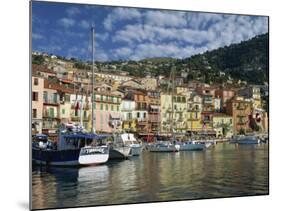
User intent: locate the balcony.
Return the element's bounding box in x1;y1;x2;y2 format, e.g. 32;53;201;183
71;115;90;121
43;100;59;106
43;112;59;119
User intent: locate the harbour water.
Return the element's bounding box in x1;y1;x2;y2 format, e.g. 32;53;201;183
32;143;269;210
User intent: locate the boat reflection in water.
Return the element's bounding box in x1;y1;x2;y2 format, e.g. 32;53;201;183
32;143;268;210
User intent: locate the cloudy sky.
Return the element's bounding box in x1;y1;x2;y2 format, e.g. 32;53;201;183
32;1;268;61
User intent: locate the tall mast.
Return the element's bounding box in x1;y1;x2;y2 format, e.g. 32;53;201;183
91;27;96;133
171;66;175;142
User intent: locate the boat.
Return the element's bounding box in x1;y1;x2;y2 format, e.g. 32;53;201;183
120;133;143;156
237;135;261;144
177;140;206;151
147;141;180;152
32;124;110;166
108;133;132;160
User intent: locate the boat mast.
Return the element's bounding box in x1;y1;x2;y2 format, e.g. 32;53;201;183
91;27;96;134
171;66;175;143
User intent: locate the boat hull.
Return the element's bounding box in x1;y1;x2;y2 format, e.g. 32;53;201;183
32;146;109;166
109;146;131;160
32;148;80;166
130;146;142;156
148;144;179;152
178;143;205;151
78;146;109;165
237;136;260;144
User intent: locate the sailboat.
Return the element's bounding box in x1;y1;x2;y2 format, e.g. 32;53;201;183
148;66;180;152
32;27;110;166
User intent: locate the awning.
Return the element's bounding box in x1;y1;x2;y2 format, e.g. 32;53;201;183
150;105;160;110
110;113;121;120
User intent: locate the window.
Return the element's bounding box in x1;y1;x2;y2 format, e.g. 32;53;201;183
53;93;58;103
43;91;48;102
137;112;140;118
117;105;119;111
93;103;96;109
65;94;70;102
84;111;87;119
61;108;65;115
144;113;146;119
111;105;114;111
101;95;103;101
34;78;38;86
32;109;37;118
49;108;54;118
105;104;108;111
100;103;103;110
32;92;38;101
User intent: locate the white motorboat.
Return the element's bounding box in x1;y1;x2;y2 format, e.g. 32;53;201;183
121;133;142;156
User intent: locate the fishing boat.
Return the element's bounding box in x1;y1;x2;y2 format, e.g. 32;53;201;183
32;124;110;166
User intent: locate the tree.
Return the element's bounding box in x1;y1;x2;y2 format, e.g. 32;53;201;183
32;55;44;65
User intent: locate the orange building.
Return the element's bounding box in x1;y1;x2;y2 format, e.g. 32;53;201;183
226;99;252;135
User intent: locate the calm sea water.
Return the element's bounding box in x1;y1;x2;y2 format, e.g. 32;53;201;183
32;143;269;210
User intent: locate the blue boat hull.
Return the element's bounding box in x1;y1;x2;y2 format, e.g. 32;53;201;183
32;148;80;166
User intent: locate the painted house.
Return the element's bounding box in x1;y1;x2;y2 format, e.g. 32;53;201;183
215;87;236;108
186;94;203;133
32;76;44;134
147;90;161;134
226;98;253;135
93;92;122;133
237;85;262;109
120;99;137;132
212;113;233;138
161;93;188;134
42;80;60;139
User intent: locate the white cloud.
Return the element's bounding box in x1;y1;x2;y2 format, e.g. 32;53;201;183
57;18;75;28
96;33;109;41
103;8;142;31
111;47;133;58
32;33;44;40
66;7;81;16
144;11;187;27
80;20;90;29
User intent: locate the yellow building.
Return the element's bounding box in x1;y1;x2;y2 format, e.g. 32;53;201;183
212;114;233;138
186;95;203;133
160;93;188;134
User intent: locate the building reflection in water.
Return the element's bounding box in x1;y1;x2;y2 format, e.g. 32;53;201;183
32;143;268;210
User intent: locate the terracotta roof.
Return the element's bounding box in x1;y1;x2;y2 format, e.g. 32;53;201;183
32;64;55;74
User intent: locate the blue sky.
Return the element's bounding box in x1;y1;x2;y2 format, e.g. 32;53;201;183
32;1;268;62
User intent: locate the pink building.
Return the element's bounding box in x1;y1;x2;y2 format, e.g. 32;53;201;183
94;92;122;133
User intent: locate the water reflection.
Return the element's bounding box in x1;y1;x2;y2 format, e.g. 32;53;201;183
32;143;269;210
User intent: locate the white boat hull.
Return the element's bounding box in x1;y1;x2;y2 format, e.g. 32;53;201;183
78;146;109;165
130;146;142;156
